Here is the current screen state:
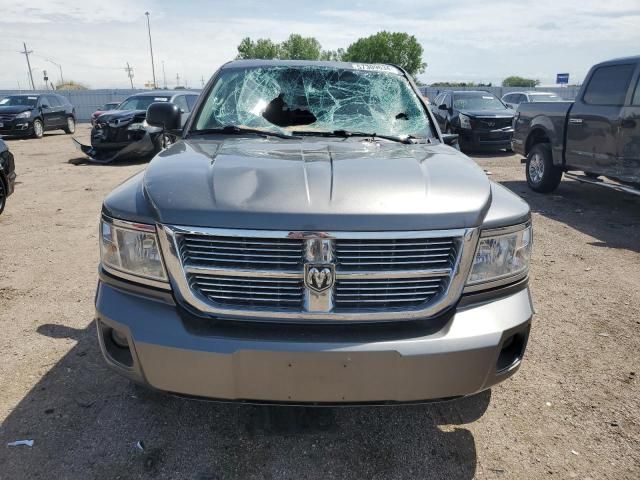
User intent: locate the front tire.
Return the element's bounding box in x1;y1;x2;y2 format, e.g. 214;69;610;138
526;143;562;193
63;116;76;134
32;119;44;139
0;176;6;215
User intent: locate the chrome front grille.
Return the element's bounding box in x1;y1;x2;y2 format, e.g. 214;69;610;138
335;275;448;309
180;234;304;270
161;226;477;322
189;274;304;309
335;238;456;271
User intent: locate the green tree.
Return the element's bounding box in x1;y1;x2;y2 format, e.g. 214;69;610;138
342;31;426;76
320;48;345;62
279;34;322;60
236;37;280;59
502;76;539;87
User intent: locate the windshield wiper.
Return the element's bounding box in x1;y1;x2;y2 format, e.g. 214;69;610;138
293;129;423;144
188;125;296;139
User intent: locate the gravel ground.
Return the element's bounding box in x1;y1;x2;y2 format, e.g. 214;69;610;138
0;125;639;479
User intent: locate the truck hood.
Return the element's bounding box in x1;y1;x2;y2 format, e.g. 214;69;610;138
0;105;32;115
141;137;492;231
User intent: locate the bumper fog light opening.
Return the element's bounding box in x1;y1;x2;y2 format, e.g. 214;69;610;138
111;328;129;348
496;331;528;373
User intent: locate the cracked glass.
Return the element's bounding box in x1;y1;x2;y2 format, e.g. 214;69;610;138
194;65;434;139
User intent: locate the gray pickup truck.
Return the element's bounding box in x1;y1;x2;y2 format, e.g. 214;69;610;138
513;55;640;194
96;60;533;404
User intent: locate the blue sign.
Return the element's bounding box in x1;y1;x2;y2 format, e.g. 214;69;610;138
556;73;569;84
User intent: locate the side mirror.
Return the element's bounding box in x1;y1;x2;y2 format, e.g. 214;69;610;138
438;104;449;111
441;133;459;149
505;103;513;109
147;102;181;131
40;104;49;109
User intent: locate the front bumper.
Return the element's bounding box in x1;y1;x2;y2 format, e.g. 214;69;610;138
95;278;533;404
0;120;33;137
456;127;514;150
72;134;156;164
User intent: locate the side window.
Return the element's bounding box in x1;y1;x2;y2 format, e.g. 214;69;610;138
186;95;198;112
47;95;61;107
37;96;48;108
434;93;442;106
632;75;640;106
173;95;188;112
583;64;635;106
518;94;528;103
444;93;452;108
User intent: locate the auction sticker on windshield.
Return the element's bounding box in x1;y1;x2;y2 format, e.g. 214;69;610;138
351;63;400;74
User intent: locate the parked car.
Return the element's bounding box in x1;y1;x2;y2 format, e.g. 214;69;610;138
0;138;16;215
95;60;533;404
513;55;640;194
74;90;199;163
90;101;121;126
502;91;567;110
0;93;76;138
432;90;515;151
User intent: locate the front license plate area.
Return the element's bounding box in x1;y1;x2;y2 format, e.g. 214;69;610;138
234;350;398;403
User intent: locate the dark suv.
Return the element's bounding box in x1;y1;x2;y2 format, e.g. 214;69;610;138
432;90;515;151
0;93;76;139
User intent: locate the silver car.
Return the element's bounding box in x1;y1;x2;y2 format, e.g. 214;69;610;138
95;60;534;404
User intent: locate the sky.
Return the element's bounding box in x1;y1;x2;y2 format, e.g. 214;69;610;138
0;0;638;90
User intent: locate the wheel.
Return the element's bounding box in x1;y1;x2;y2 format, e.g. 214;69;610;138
32;119;44;139
64;116;76;134
0;176;6;215
526;143;563;193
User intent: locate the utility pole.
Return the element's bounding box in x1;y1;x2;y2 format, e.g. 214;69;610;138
125;62;135;88
162;60;167;89
145;12;157;88
176;73;180;87
20;42;36;90
201;75;205;88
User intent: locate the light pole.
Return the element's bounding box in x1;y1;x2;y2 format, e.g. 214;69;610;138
46;59;64;85
145;12;157;89
162;60;167;89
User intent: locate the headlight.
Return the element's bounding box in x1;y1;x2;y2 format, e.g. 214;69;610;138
127;123;145;131
459;114;471;129
15;111;31;119
100;217;168;284
467;224;532;286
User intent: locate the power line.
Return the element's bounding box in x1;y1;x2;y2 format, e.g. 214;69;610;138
20;42;36;90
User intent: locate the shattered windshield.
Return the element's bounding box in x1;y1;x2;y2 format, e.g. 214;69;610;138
193;65;434;139
0;96;38;107
118;96;169;111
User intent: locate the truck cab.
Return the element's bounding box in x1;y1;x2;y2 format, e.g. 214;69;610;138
513;56;640;193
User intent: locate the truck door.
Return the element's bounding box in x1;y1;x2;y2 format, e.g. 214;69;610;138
617;67;640;184
565;63;636;176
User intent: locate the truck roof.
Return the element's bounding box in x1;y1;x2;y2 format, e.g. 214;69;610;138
593;55;640;67
221;59;404;74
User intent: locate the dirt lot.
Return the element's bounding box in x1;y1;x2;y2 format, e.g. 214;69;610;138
0;124;638;479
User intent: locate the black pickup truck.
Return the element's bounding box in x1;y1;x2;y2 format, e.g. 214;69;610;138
513;56;640;194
